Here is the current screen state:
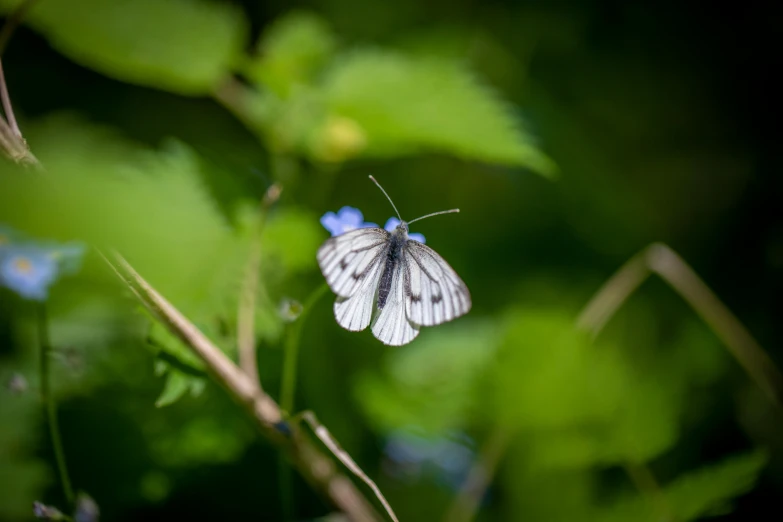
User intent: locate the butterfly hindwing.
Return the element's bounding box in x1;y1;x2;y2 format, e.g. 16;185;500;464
317;228;389;298
403;240;471;327
371;256;420;346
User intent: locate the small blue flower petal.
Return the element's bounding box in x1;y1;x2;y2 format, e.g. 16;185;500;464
0;246;59;301
383;217;400;231
383;217;426;243
320;212;344;236
336;206;365;228
321;206;378;236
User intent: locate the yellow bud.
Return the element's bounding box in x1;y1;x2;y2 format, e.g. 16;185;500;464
312;116;367;163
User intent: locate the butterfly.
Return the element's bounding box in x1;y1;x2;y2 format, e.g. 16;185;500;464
317;176;471;346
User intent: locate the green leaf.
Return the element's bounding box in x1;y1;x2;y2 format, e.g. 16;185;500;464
148;321;206;373
147;406;253;466
595;450;768;522
493;309;628;431
0;0;247;94
0;115;259;363
245;10;337;97
354;320;500;433
155;367;206;407
495;308;686;466
261;208;324;274
320;50;556;175
665;450;768;519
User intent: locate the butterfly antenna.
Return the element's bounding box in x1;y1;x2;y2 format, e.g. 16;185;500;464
407;209;460;225
369;175;403;221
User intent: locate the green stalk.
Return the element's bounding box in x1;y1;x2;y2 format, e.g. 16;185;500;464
280;282;329;415
278;282;329;521
37;303;75;506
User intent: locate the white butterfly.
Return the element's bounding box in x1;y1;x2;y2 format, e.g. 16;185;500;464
317;176;471;346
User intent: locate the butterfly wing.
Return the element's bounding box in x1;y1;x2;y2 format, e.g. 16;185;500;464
333;258;385;331
371;257;420;346
317;228;389;298
317;228;389;331
403;240;471;327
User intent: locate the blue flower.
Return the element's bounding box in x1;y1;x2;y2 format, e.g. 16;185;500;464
320;206;378;236
383;428;475;490
384;218;426;244
0;225;86;302
32;501;64;520
73;493;100;522
0;246;59;301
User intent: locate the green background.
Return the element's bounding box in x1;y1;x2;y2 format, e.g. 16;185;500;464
1;0;781;520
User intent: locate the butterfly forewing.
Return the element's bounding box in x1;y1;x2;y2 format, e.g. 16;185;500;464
333;254;385;331
403;240;471;327
371;256;421;346
317;228;389;298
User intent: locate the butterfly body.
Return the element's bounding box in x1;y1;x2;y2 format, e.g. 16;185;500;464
378;222;408;310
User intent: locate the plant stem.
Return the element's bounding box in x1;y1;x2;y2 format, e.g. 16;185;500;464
105;252;382;521
279;282;330;521
280;282;330;415
37;303;75;506
237;184;282;391
577;242;783;409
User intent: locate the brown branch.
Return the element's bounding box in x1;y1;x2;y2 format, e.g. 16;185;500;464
0;58;20;137
577;242;783;409
300;411;400;522
237;183;282;390
0;0;41;166
103;251;383;522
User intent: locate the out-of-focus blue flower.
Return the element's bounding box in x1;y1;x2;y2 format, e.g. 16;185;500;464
383;428;474;490
0;246;59;301
0;225;86;301
32;501;64;520
320;206;378;236
384;217;426;244
73;493;99;522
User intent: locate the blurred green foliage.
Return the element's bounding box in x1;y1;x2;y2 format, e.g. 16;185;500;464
1;0;780;521
0;0;247;94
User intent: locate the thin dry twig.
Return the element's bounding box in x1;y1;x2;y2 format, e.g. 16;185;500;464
448;241;782;522
102;251;383;522
577;242;783;409
300;411;400;522
237;183;283;390
0;0;42;166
